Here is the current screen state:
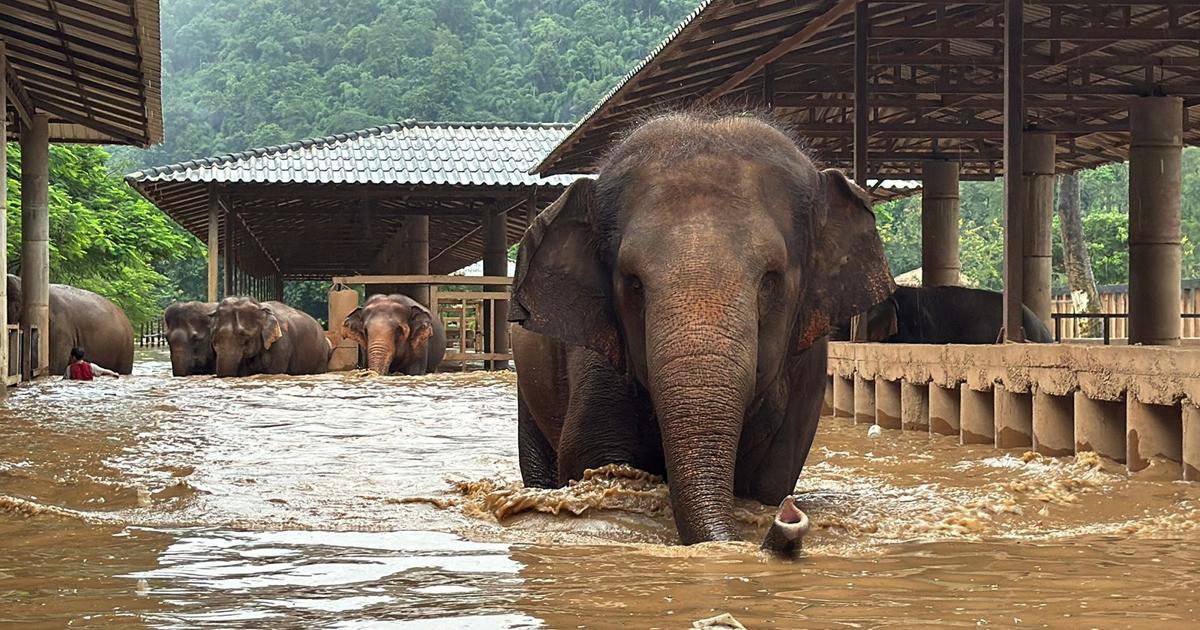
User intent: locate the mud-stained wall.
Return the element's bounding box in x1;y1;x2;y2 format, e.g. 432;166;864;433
828;342;1200;481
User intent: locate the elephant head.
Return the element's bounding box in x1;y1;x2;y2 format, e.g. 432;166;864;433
211;297;283;377
341;294;435;374
164;301;216;376
511;113;893;544
7;274;21;326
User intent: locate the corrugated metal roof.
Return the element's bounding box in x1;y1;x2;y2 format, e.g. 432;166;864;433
128;121;576;187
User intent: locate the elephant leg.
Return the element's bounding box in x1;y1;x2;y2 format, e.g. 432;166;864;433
518;390;558;489
556;349;661;484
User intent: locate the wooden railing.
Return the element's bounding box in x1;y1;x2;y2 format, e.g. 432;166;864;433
331;274;513;370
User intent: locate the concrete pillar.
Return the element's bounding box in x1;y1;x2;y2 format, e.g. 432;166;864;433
482;209;509;370
901;382;930;431
327;286;361;371
994;385;1033;449
1184;403;1200;481
1127;399;1182;473
876;379;902;429
1075;393;1126;463
1022;132;1056;329
1128;96;1183;346
921;160;960;287
1033;391;1074;457
223;213;234;298
854;373;876;425
833;374;855;418
822;374;835;416
402;216;430;307
960;386;995;445
21;113;50;377
0;45;8;389
929;384;961;435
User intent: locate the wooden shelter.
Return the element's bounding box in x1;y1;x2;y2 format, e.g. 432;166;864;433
533;0;1200;477
3;0;164;383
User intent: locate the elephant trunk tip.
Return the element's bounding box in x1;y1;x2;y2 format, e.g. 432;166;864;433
761;496;810;559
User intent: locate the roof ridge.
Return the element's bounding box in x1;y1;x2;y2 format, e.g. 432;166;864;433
127;120;576;180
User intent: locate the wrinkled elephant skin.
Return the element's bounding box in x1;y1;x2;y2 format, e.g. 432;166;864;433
342;294;446;375
7;274;134;375
212;297;329;377
164;301;217;376
509;113;894;547
831;285;1054;343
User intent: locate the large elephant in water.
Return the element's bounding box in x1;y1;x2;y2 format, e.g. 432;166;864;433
831;285;1054;343
163;301;216;376
6;274;134;375
342;293;445;375
211;297;330;377
510;113;894;549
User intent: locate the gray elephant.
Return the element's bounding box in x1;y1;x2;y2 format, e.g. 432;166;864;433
510;112;894;550
211;297;330;377
342;293;446;375
7;274;134;375
832;285;1054;343
163;301;217;376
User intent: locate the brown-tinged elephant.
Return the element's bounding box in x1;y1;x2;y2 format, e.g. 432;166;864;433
509;113;894;549
164;301;216;376
342;293;446;375
6;274;134;375
830;285;1054;343
211;297;330;377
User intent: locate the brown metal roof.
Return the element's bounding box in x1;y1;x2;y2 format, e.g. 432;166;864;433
2;0;163;147
127;122;581;279
535;0;1200;182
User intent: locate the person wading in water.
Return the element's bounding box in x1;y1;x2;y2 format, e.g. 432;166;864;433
65;347;119;380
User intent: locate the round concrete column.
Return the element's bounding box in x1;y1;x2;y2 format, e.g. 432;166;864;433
21;114;50;377
921;160;960;287
1128;96;1183;346
403;216;430;306
1022;132;1056;329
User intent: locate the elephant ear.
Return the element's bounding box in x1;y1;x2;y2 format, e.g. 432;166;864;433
341;307;366;345
796;169;896;348
510;178;623;370
261;306;284;350
864;296;899;341
408;303;435;354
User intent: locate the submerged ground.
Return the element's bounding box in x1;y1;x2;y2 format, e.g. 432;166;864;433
0;349;1197;628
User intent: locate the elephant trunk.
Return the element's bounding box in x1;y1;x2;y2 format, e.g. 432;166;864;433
215;351;241;378
365;324;396;374
647;286;757;545
169;349;189;377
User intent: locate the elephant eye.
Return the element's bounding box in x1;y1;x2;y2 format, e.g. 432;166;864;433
628;276;643;292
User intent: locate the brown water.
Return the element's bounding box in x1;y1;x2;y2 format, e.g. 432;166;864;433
1;349;1197;628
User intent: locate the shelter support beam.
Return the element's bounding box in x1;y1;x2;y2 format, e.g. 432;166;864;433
482;209;509;370
207;191;219;302
1128;96;1183;346
853;1;869;187
223;209;233;298
402;216;430;307
21;113;50;378
921;160;960;287
1022;132;1055;329
1002;0;1025;341
0;44;8;389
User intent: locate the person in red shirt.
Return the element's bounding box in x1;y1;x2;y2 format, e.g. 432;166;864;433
65;347;119;380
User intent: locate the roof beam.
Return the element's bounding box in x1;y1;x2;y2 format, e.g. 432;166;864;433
703;0;860;103
3;52;34;125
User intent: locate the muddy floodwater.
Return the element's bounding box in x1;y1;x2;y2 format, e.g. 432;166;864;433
1;349;1198;628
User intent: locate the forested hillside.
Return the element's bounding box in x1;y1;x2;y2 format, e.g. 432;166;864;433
6;0;1200;324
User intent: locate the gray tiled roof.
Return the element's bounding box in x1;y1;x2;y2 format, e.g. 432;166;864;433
127;121;578;187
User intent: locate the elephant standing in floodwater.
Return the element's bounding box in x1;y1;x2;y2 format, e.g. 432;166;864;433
831;285;1054;343
342;294;445;375
510;112;894;550
164;301;217;376
211;297;330;377
7;274;134;375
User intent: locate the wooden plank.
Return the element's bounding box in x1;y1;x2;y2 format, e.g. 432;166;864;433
854;1;869;187
433;291;510;301
334;275;513;286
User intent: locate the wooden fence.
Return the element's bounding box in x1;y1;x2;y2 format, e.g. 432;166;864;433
1051;281;1200;340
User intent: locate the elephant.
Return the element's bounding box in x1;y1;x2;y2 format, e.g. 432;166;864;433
831;285;1054;343
6;274;134;375
342;293;446;375
211;297;331;377
509;112;894;550
163;301;217;376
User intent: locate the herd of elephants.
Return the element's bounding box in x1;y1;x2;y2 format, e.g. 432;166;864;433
24;113;1056;554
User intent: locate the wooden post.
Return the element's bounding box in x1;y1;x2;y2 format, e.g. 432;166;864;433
1022;132;1056;329
223;204;234;298
482;208;510;370
922;161;961;287
0;44;8;389
21;113;51;377
1002;0;1025;341
853;1;869;187
207;189;219;302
